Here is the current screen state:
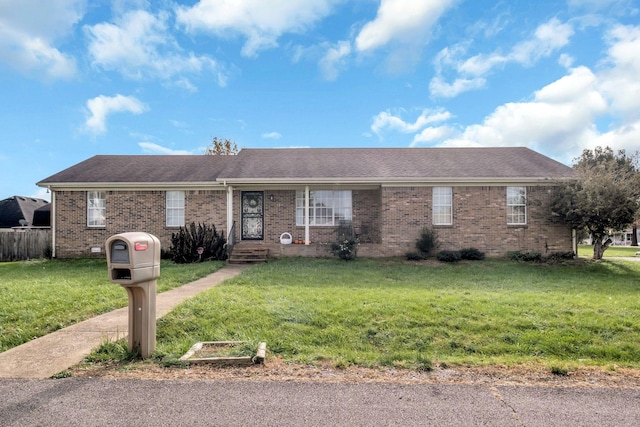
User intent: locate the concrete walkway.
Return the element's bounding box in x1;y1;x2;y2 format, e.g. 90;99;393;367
0;264;250;379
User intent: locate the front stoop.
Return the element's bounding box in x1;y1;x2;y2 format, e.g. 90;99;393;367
228;243;269;264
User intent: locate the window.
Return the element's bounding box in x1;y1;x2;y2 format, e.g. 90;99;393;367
507;187;526;225
87;191;106;227
296;190;352;226
166;191;185;227
432;187;452;225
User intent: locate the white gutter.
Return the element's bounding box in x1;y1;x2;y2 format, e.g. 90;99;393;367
218;176;575;186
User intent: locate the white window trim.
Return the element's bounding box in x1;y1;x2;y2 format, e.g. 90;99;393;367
432;186;452;226
166;191;185;227
507;186;527;225
87;191;106;228
296;190;352;226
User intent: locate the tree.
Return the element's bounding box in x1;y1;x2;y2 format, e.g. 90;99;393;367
551;146;640;260
204;137;238;155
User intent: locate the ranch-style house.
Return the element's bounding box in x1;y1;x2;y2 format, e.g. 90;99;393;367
37;147;576;259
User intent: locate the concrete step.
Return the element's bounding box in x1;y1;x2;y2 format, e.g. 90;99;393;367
228;245;269;264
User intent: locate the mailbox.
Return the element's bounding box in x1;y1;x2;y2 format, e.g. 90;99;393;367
105;232;160;359
106;232;160;285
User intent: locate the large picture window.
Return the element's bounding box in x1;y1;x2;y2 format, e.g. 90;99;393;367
87;191;106;227
507;186;527;225
296;190;352;226
166;191;185;227
432;186;452;225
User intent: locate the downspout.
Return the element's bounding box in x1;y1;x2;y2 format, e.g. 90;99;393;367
305;186;310;245
50;189;56;258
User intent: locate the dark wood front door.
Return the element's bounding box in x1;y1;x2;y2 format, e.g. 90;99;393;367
241;191;264;240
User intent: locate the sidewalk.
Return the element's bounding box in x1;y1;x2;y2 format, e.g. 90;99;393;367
0;264;251;379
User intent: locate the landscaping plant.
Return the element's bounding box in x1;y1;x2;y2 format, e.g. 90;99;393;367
331;237;359;261
168;222;227;263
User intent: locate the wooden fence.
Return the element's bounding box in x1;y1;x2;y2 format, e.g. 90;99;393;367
0;229;52;261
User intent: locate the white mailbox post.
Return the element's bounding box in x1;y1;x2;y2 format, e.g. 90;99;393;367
106;232;160;358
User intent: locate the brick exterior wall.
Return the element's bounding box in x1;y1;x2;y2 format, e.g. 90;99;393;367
378;185;571;257
54;190;227;258
54;185;572;258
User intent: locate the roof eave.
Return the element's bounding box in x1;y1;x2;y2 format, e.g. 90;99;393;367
37;181;226;191
221;176;575;186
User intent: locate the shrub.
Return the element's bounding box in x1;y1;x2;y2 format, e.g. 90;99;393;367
168;222;227;264
459;247;485;260
545;251;576;262
405;251;425;261
415;227;439;257
437;250;462;262
508;251;542;262
331;237;359;261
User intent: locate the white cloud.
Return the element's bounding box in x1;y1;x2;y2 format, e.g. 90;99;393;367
138;142;193;155
431;18;574;98
442;66;607;162
84;94;149;135
319;40;351;81
375;18;639;163
175;0;338;57
0;0;84;79
509;18;574;66
372;109;452;136
85;9;225;87
410;126;455;146
598;24;640;121
429;76;486;98
354;0;456;73
355;0;455;53
261;132;282;139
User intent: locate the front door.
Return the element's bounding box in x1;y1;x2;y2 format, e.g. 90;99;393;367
241;191;264;240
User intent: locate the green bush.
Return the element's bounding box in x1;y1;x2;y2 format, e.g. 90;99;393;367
460;247;485;260
405;251;425;261
546;252;575;262
168;222;227;264
508;251;542;262
415;227;439;257
437;250;462;262
331;237;359;261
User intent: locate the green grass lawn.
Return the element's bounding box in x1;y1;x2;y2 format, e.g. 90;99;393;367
148;257;640;371
4;256;640;373
0;258;223;352
578;244;640;258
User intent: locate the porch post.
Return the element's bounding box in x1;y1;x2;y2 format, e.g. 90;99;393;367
305;186;310;245
50;190;56;258
227;185;234;242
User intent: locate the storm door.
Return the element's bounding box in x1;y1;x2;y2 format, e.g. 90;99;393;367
241;191;264;240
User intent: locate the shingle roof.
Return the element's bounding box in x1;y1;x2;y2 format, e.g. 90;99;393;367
220;147;575;182
37;155;231;185
37;148;575;188
0;196;49;228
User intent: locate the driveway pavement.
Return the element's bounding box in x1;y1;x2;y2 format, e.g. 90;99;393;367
1;377;639;426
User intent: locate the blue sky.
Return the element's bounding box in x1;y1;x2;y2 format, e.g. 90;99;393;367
1;0;639;201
